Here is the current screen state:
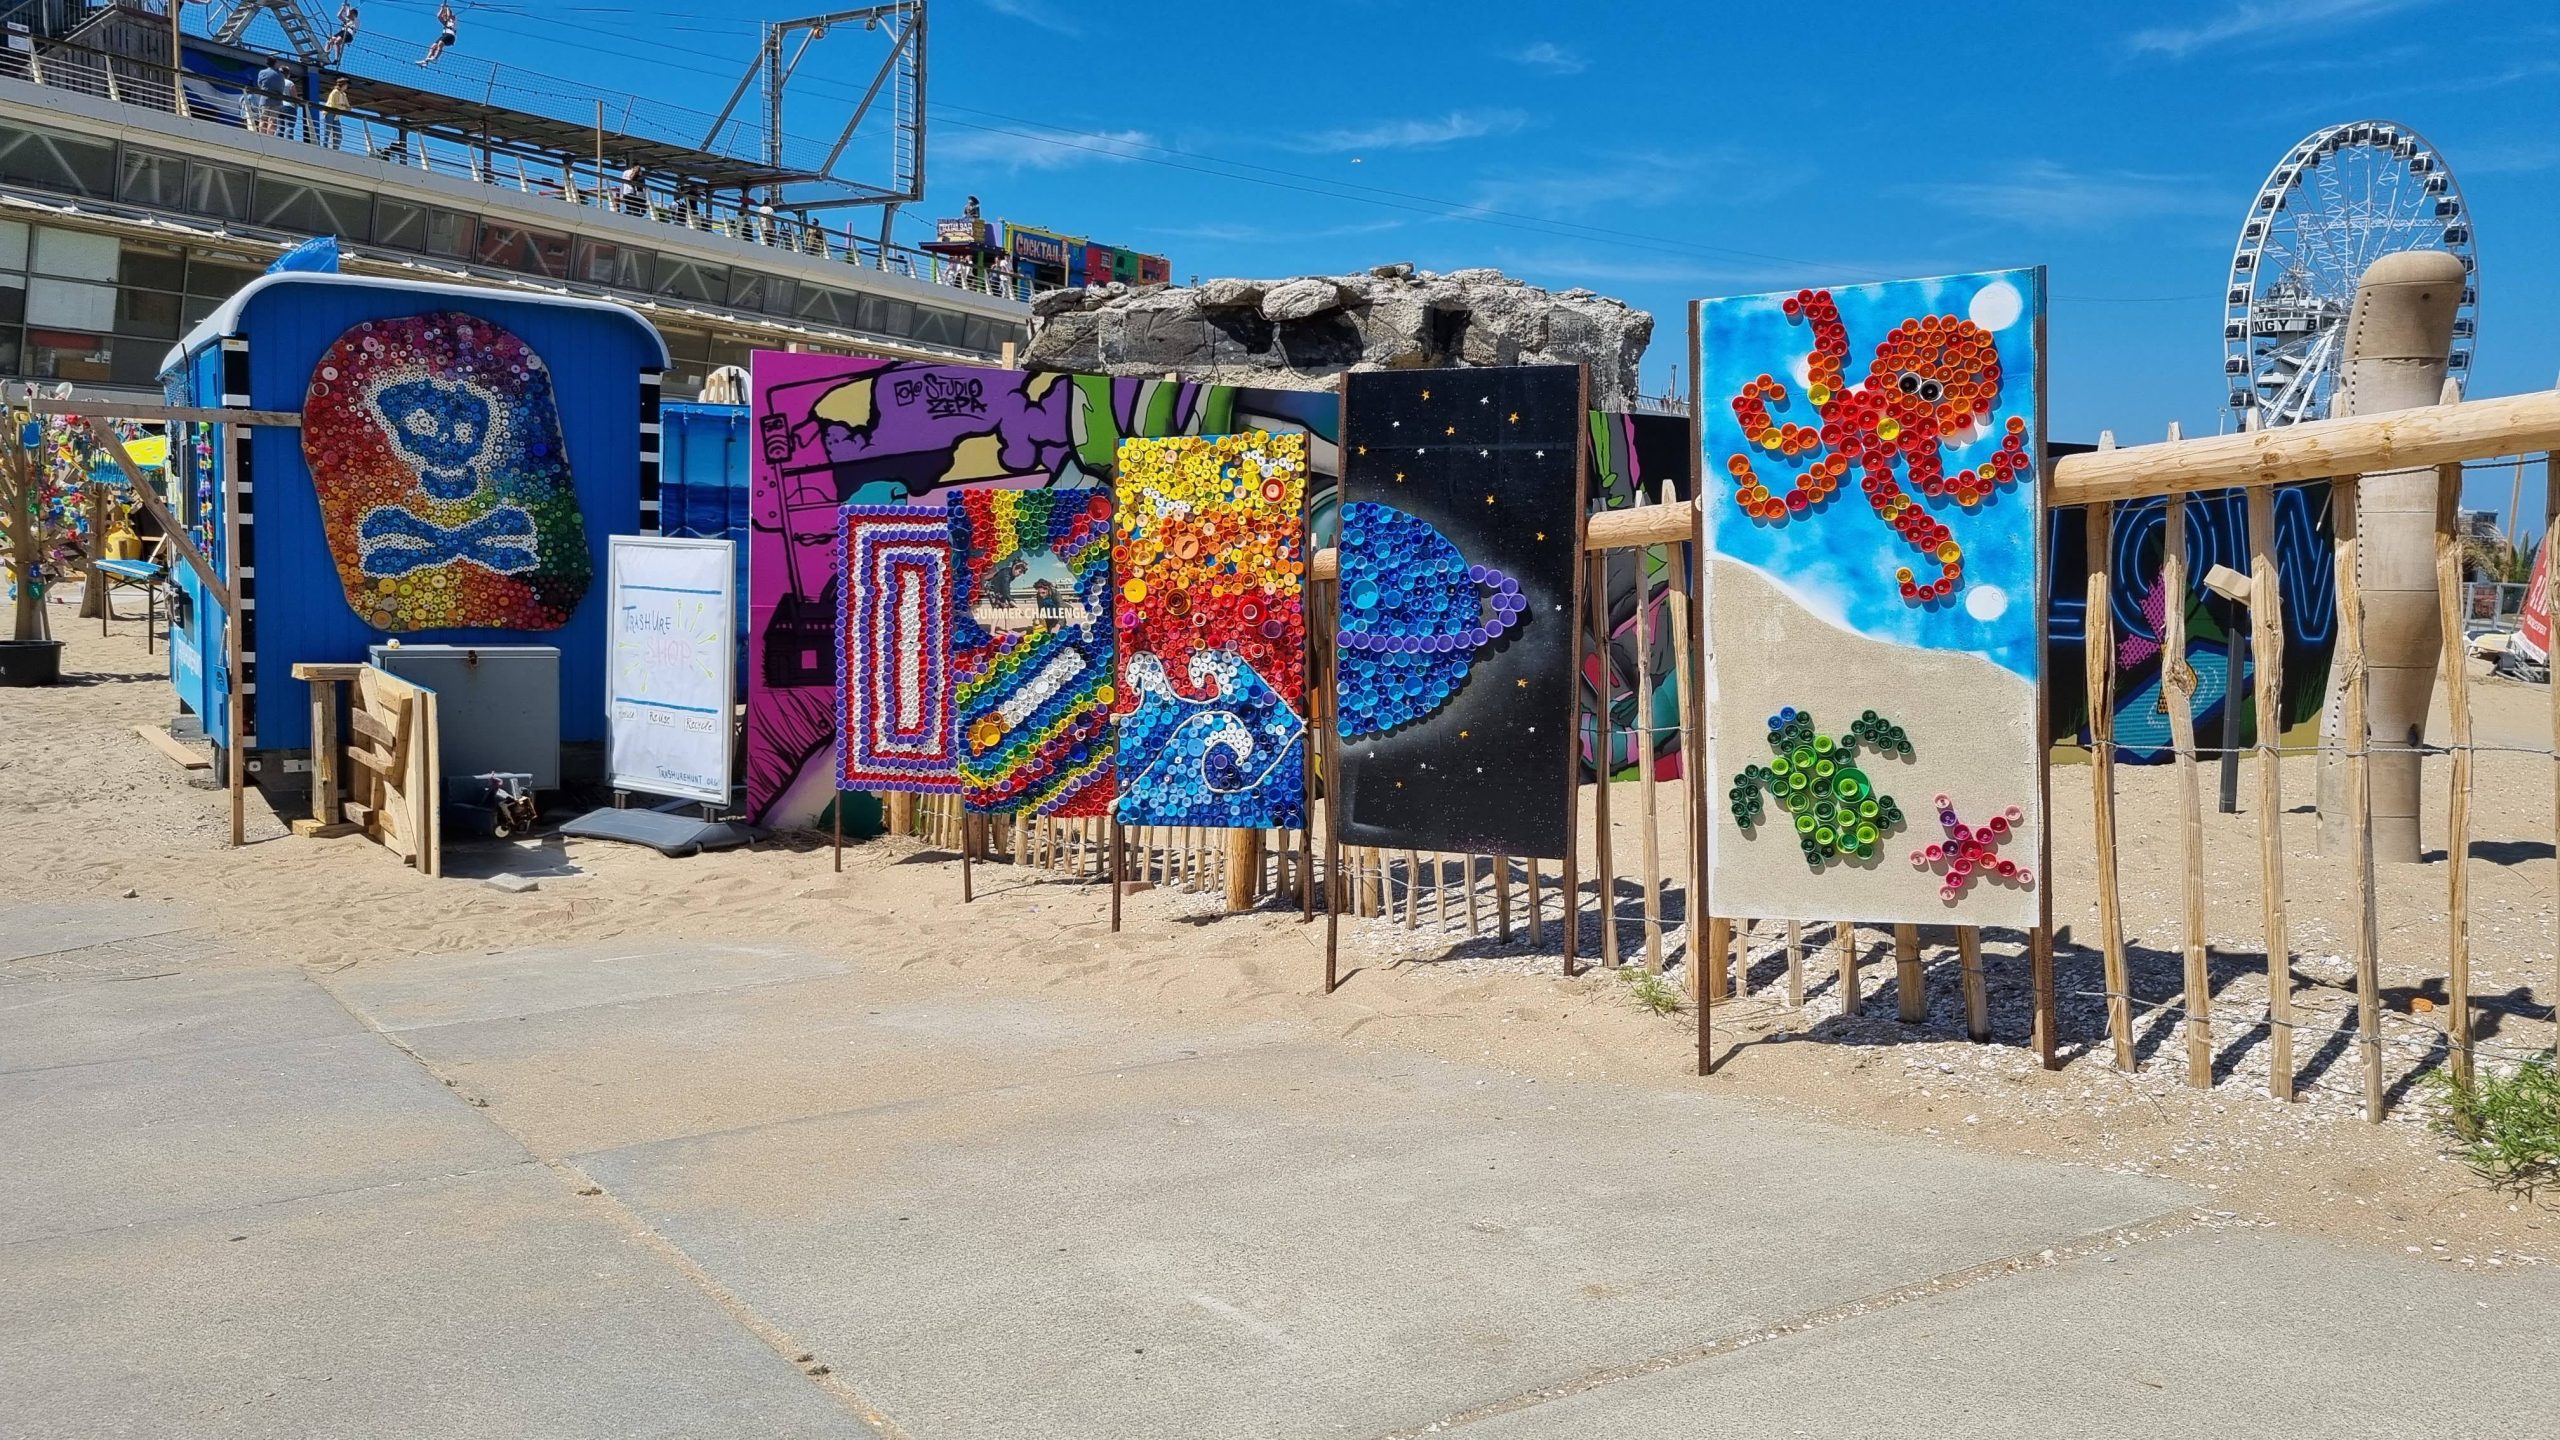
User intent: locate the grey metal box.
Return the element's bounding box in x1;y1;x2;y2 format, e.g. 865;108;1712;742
367;644;562;790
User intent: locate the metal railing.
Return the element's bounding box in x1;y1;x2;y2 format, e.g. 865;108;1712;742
5;35;1044;304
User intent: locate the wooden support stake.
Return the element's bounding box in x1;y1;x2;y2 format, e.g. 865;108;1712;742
1226;828;1259;913
1835;921;1861;1017
832;792;843;873
1958;927;1989;1042
1895;923;1924;1024
961;814;975;902
1110;818;1123;933
1660;479;1701;983
1632;499;1665;975
2335;475;2384;1122
1702;915;1733;1005
2164;477;2213;1088
2246;479;2295;1100
1403;849;1420;929
2030;927;2058;1069
1494;854;1512;943
2084;495;2134;1071
1785;920;1804;1010
308;680;339;831
1586;551;1616;966
1527;862;1543;950
2547;512;2559;1056
2433;460;2474;1087
1463;853;1481;937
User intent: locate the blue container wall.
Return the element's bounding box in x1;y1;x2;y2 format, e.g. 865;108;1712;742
183;286;658;755
167;350;223;736
659;401;753;688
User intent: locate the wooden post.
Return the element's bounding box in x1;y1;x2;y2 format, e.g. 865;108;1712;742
1895;923;1924;1024
1633;504;1665;974
2433;460;2475;1086
960;814;976;902
2246;479;2296;1100
1835;921;1860;1017
309;681;339;825
1785;919;1804;1010
887;791;915;837
1493;854;1512;942
1527;862;1543;950
1462;853;1481;937
83;481;108;627
1225;829;1259;912
2163;476;2212;1088
1958;927;1990;1042
2084;493;2134;1070
1110;817;1123;932
2029;927;2058;1069
1660;480;1701;982
1701;915;1733;1004
1588;550;1617;966
832;792;843;872
2334;475;2384;1121
2547;511;2559;1060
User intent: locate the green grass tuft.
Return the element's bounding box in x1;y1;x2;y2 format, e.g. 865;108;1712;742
1623;970;1686;1017
2426;1054;2560;1190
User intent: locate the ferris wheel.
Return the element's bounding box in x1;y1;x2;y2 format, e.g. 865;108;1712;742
2223;119;2477;429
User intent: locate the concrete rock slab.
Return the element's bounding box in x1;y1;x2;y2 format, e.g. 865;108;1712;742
0;1165;868;1440
1451;1227;2560;1439
0;900;195;965
320;939;852;1032
0;1030;523;1243
0;965;358;1075
577;1042;2186;1440
386;966;1293;1156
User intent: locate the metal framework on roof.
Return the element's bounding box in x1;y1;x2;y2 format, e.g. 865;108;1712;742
333;72;801;194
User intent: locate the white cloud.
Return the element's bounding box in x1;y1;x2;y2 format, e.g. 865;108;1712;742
935;126;1154;173
1287;109;1529;154
979;0;1080;37
1916;160;2218;231
1508;41;1587;74
2127;0;2432;59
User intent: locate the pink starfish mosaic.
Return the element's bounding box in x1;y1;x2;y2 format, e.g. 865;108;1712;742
1909;794;2034;901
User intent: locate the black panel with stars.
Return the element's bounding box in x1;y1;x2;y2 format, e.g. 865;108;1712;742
1334;364;1587;859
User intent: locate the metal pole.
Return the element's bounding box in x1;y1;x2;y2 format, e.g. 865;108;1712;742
168;0;188;118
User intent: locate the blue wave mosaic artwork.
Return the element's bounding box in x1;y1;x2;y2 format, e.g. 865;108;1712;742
1116;652;1306;827
1334;502;1528;739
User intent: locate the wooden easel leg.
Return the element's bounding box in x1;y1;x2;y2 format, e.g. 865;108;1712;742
1109;817;1122;933
1894;923;1923;1023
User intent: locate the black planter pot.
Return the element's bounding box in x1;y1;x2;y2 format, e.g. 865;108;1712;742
0;638;64;686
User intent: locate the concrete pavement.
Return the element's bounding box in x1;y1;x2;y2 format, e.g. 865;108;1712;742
5;902;2554;1438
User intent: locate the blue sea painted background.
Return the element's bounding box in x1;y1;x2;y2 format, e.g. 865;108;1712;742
1698;268;2044;683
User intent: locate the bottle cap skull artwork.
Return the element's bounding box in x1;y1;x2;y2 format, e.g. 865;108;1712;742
303;311;591;631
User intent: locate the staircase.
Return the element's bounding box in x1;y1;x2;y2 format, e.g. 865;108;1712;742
211;0;329;62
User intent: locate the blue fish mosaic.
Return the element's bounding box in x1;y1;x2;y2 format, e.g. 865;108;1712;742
1335;502;1528;739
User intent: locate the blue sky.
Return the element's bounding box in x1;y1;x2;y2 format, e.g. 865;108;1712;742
350;0;2556;525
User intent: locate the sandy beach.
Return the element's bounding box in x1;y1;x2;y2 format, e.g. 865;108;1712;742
4;605;2554;1271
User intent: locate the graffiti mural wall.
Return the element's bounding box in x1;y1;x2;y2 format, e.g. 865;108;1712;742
2045;484;2338;759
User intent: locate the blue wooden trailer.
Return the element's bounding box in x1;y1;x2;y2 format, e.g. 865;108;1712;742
157;273;667;791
